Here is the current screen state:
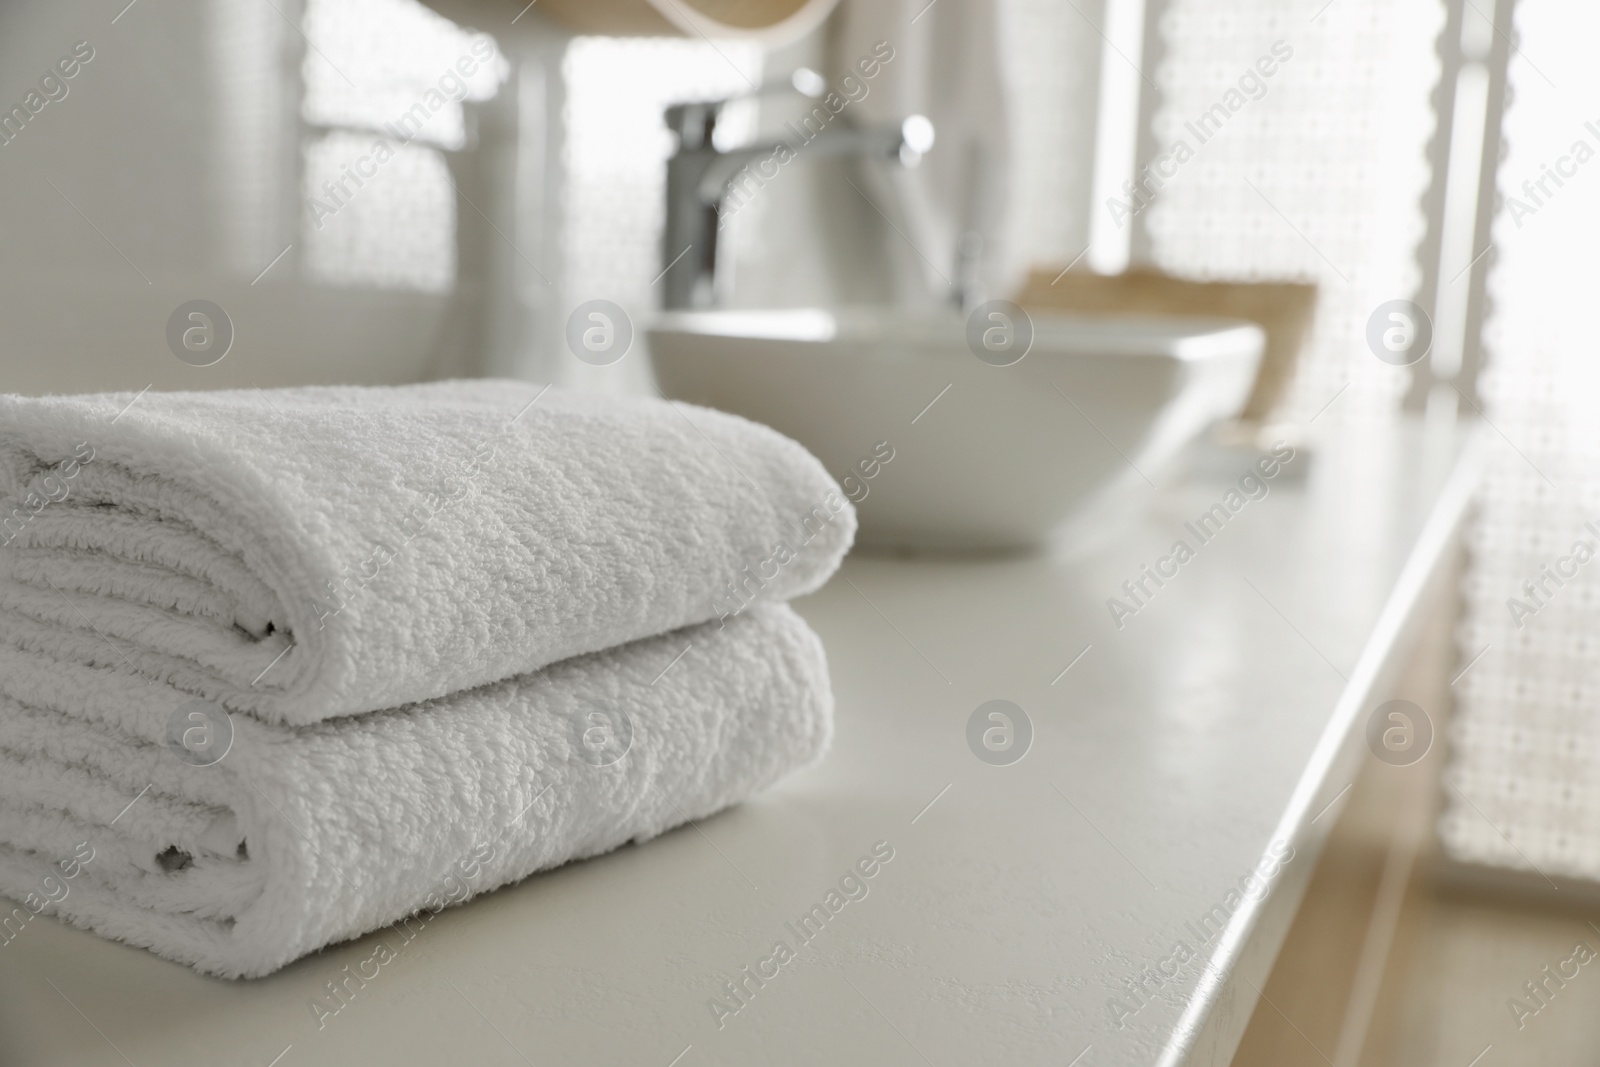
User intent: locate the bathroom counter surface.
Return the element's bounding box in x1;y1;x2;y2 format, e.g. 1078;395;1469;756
0;415;1482;1067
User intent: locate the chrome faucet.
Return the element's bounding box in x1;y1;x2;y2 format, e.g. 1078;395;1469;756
660;73;934;310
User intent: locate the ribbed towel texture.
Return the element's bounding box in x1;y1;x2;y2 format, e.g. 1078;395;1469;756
0;381;854;977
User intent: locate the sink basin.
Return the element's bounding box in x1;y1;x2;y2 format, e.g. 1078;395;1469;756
648;307;1264;551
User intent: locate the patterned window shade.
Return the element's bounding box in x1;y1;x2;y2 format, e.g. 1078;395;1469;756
302;131;458;292
1138;0;1443;423
299;0;504;292
1442;0;1600;881
302;0;501;149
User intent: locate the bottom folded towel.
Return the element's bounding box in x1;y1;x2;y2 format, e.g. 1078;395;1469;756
0;603;831;978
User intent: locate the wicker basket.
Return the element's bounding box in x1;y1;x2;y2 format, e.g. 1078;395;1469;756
1015;268;1318;425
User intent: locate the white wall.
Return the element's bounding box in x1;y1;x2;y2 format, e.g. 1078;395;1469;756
0;0;463;396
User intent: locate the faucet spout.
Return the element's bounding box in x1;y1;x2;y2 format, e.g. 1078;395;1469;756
694;116;934;204
661;103;934;310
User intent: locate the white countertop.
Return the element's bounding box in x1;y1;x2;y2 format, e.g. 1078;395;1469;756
0;414;1481;1067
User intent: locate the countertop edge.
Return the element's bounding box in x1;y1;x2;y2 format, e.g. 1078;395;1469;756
1156;423;1489;1067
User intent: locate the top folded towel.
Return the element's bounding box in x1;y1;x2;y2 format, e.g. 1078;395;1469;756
0;380;855;725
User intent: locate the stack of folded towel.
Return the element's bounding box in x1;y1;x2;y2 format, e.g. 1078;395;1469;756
0;380;854;978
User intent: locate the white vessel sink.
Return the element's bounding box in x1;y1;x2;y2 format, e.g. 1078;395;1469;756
649;307;1264;551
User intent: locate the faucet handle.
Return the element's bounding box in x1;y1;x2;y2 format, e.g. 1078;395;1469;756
664;67;828;149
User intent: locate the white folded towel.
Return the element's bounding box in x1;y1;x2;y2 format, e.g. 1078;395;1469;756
0;380;854;724
0;603;831;978
0;381;854;977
